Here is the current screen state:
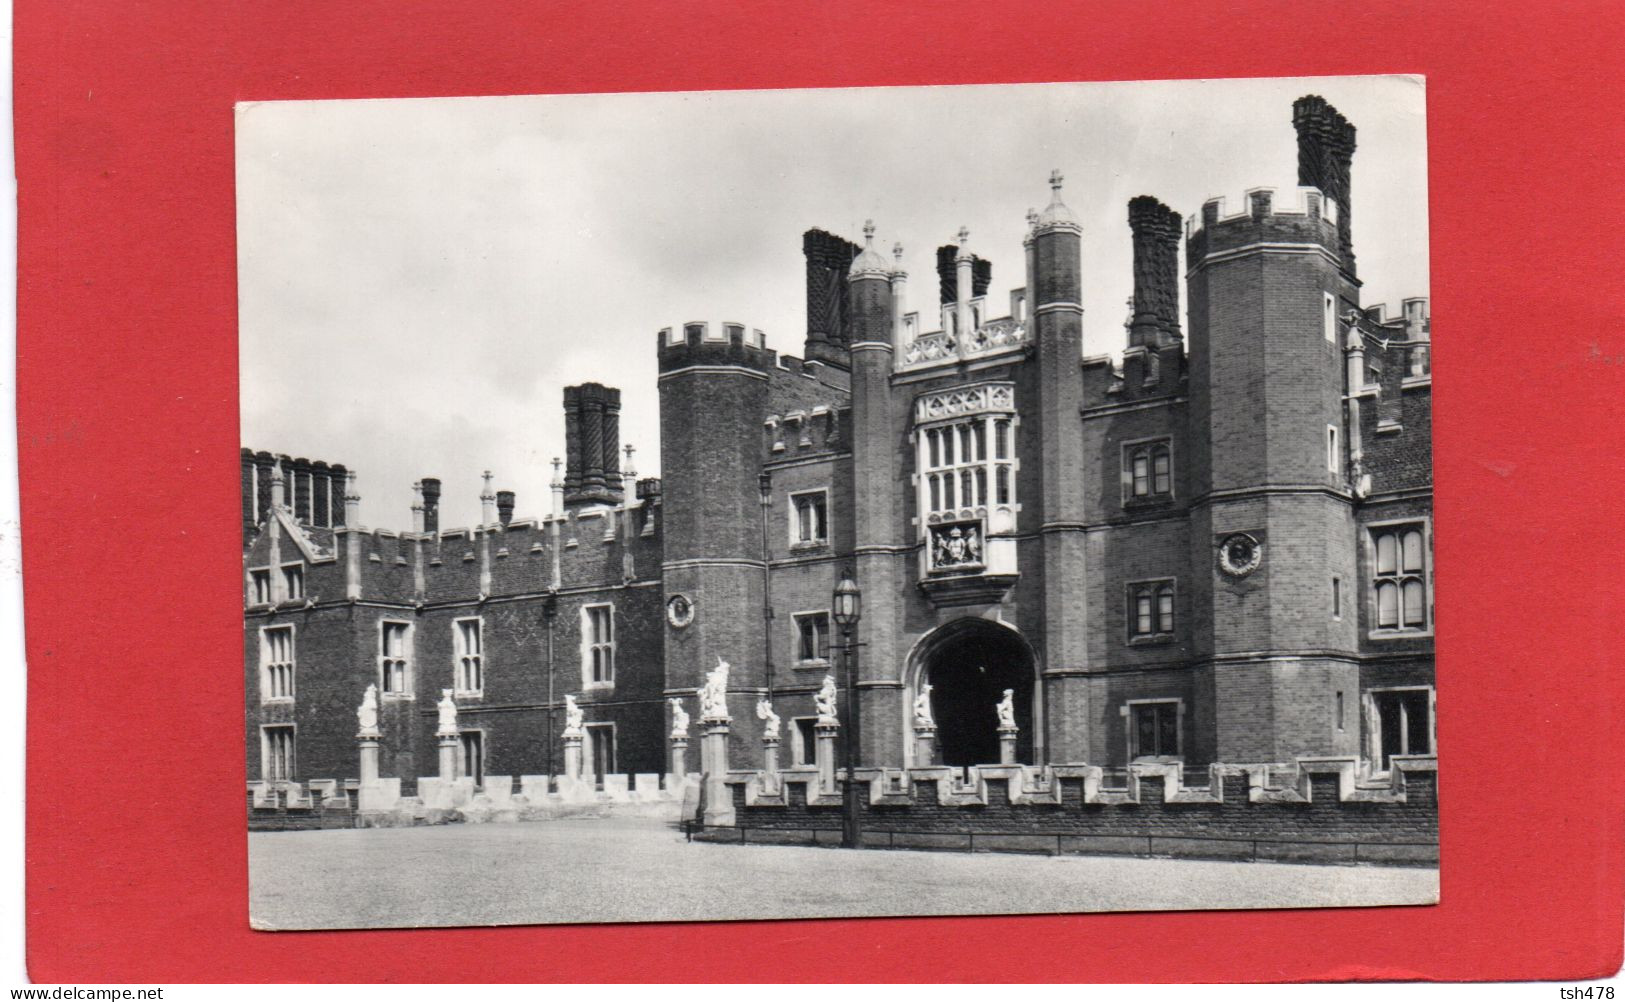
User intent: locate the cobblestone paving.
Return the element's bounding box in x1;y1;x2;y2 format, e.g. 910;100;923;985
249;817;1438;930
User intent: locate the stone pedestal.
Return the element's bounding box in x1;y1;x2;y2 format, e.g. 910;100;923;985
998;726;1019;765
357;732;381;786
668;736;688;781
562;732;584;783
815;720;840;794
701;720;733;826
437;732;459;782
762;735;781;776
913;727;936;767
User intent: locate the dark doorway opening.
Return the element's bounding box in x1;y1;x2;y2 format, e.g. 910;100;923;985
921;619;1035;766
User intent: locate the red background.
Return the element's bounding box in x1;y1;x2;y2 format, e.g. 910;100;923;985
15;0;1625;983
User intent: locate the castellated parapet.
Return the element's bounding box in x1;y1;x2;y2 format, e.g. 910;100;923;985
1185;186;1342;267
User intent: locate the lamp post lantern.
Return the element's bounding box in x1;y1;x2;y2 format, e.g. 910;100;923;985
831;566;863;848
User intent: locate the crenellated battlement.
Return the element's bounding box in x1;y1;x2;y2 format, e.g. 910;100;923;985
1185;186;1342;266
698;755;1438;865
1080;343;1187;410
656;320;776;374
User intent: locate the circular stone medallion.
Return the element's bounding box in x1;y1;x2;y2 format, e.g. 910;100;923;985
1217;533;1263;578
665;593;695;628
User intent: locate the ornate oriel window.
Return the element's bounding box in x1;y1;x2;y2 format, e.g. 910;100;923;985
914;382;1017;574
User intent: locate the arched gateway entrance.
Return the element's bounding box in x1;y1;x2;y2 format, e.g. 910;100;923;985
908;619;1039;767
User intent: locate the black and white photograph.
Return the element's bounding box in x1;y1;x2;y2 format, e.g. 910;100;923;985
238;74;1437;930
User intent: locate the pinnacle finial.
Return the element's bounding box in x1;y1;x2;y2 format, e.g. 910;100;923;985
892;241;904;263
863;219;876;243
957;225;970;245
1027;208;1039;227
1049;169;1064;193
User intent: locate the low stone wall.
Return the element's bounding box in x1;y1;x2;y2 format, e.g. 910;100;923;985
696;755;1438;866
248;772;701;830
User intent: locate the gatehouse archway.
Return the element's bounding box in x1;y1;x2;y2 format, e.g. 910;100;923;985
907;618;1038;767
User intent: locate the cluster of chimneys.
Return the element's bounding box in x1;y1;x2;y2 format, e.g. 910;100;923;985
796;94;1358;364
241;451;351;537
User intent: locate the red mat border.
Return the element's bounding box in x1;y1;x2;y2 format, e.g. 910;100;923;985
16;0;1625;984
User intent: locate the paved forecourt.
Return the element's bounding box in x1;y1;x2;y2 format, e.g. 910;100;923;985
249;816;1438;930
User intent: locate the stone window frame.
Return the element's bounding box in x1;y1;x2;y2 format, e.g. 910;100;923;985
377;619;414;699
790;609;831;667
581;603;615;689
790;716;819;767
1327;423;1341;474
1125;578;1177;645
260;723;296;783
1363;684;1436;774
246;565;273;608
458;727;486;786
1364;516;1433;639
1331;574;1343;620
259;623;296;703
453;615;484;696
1120;435;1174;506
280;561;305;602
584;721;617;786
788;488;830;548
1121;697;1184;761
1323;291;1339;344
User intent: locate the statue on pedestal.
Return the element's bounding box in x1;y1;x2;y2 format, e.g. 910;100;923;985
815;674;839;725
357;683;379;734
436;689;457;734
669;697;690;738
756;697;781;740
913;683;935;730
700;657;730;722
996;688;1016;729
563;693;584;735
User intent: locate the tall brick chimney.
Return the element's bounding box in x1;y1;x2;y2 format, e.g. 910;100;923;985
563;383;625;508
934;245;992;306
420;477;442;533
802;228;860;367
496;490;515;527
1127;195;1183;348
1293;95;1357;272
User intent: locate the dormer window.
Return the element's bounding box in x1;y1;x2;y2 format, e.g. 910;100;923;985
282;564;304;601
249;569;271;606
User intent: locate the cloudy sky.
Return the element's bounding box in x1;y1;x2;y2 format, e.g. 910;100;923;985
237;75;1428;531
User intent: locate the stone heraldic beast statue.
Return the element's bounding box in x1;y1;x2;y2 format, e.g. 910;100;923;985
700;658;730;722
755;697;780;740
814;674;839;726
435;689;457;735
913;682;935;730
563;693;584;736
669;697;690;739
357;683;379;735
